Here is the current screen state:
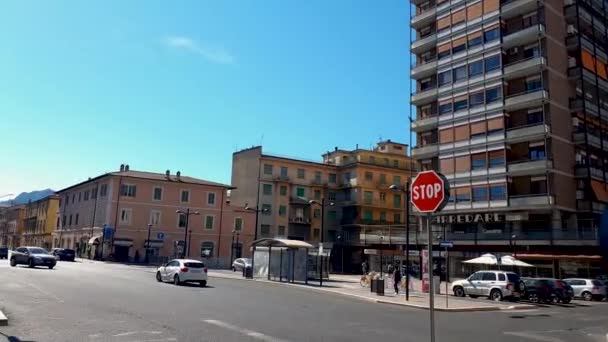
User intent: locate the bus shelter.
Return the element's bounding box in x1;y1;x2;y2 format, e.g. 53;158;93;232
251;238;314;284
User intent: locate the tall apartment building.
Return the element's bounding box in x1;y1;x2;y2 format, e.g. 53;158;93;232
22;195;60;250
409;0;608;278
230;141;417;273
55;165;254;266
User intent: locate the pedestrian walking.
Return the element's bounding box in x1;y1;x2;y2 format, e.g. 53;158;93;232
362;260;368;275
387;263;394;276
393;264;402;295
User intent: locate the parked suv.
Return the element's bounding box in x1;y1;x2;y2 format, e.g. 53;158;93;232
564;278;606;301
452;271;523;301
10;246;57;269
522;278;573;304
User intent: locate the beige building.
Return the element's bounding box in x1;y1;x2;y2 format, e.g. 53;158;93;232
230;140;417;273
56;165;255;266
0;205;25;249
22;195;60;249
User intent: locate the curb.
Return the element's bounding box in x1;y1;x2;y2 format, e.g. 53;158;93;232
0;309;7;326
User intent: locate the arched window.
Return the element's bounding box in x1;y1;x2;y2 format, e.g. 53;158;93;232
200;241;214;258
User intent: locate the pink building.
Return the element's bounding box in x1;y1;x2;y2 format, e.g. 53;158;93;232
55;165;254;267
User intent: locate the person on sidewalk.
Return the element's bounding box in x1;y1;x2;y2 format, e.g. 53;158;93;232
361;260;368;275
393;264;402;295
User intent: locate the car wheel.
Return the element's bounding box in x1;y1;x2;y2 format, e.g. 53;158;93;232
561;297;572;304
529;293;538;303
490;289;503;301
28;259;35;268
453;286;465;297
582;291;593;301
174;275;181;286
156;272;162;282
48;265;54;269
199;280;207;287
232;267;236;272
10;258;16;267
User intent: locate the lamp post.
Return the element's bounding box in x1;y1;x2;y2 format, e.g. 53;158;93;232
389;182;411;301
176;209;199;258
230;229;241;266
145;224;152;264
245;204;269;278
309;198;335;287
510;234;518;258
336;232;345;273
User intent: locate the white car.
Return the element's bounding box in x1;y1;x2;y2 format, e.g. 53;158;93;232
156;259;208;287
452;271;523;301
231;258;251;272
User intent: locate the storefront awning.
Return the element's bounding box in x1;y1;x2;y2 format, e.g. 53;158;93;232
517;253;603;261
88;236;101;245
251;238;314;249
591;180;608;203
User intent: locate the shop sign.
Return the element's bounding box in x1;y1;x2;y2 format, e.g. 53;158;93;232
433;213;504;224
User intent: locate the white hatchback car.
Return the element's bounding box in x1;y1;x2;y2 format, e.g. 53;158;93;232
156;259;208;287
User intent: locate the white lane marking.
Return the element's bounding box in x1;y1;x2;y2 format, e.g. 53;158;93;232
142;331;163;335
203;319;290;342
113;331;139;337
124;339;177;342
504;331;565;342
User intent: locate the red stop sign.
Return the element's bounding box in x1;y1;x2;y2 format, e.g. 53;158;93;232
410;171;450;213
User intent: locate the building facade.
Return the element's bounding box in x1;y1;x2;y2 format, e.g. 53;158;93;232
55;165;255;267
22;195;60;250
409;0;608;278
0;205;25;249
230;141;417;273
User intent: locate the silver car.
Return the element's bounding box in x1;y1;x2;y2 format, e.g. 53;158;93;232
231;258;251;272
563;278;606;301
156;259;208;287
452;271;523;301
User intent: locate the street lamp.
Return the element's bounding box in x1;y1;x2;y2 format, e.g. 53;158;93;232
510;234;518;258
389;182;411;301
145;224;153;264
244;204;269;278
230;229;241;267
176;209;199;258
309;199;335;287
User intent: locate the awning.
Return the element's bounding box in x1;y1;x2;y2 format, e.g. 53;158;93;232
517;253;603;261
88;236;101;245
591;180;608;203
251;238;314;249
113;238;133;247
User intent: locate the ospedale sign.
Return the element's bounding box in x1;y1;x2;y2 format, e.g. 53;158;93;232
433;213;505;224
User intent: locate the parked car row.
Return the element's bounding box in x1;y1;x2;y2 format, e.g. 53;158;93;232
4;246;77;269
452;271;607;303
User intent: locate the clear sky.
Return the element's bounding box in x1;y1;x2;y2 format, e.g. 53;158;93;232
0;0;412;197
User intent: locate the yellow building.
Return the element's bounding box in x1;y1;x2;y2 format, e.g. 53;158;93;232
22;195;59;250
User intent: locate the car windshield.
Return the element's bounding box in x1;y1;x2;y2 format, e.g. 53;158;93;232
28;248;49;254
184;262;205;268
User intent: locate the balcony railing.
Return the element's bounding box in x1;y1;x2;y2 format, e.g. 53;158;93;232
506;123;549;143
503;56;546;80
509;194;554;207
411;115;439;132
504;88;548;111
411;32;437;54
501;0;540;20
575;165;606;179
411;58;438;80
507;159;552;175
411;6;437;29
289;217;311;224
503;24;545;50
411;143;439;158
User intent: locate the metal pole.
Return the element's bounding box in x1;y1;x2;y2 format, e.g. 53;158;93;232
230;233;235;266
182;209;189;258
250;159;262;279
320;199;325;287
445;245;449;308
146;224;152;264
187;229;192;258
236;233;240;258
427;213;435;342
405;182;410;301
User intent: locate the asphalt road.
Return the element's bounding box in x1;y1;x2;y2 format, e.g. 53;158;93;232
1;259;607;342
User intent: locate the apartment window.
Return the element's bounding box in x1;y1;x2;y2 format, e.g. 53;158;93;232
453;66;467;82
486;87;502;103
438;48;451;60
344;189;352;201
314;189;321;200
472;187;488;202
343;172;351;182
120;184;137;197
529;144;546;160
297;168;305;179
361;210;371;221
456;189;471;202
384;158;389;166
328;173;337;183
393;194;402;208
92;187;98;199
379;211;386;222
204;215;214;229
296;187;305;197
485;55;501;72
69;214;73;226
153;187;163;201
312;228;320;239
120;208;132;225
393;160;399;168
394;213;401;224
379;174;387;184
278;226;286;236
420;78;433;91
469;92;484;107
280;185;287;196
490;185;506;200
263;164;273;175
380;192;386;202
328;191;336;201
531;176;547;194
452;42;466;54
72;194;75;204
484;27;500;42
207;192;216;206
150;210;161;225
75;214;79;225
453;99;468;111
280;167;288;178
524;44;540;58
262;204;272;215
233;217;243;231
314;171;322;183
261;225;271;237
263;184;272;195
180;190;190;203
439;102;452;115
471;153;487;170
489;151;505;167
393;175;401;185
468;35;482;48
279;205;287;216
438;70;451;86
62;215;66;227
84;191;89;201
365;171;373;181
328;211;337;221
100;184;108;197
313;208;321;218
527;109;543;124
364;191;373;204
469;60;483;77
525;76;542;91
177;213;187;228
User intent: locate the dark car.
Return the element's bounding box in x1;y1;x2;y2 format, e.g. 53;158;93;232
52;248;76;261
10;246;57;269
0;247;8;259
522;278;573;304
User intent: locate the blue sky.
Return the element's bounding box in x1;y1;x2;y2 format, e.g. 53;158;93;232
0;0;411;196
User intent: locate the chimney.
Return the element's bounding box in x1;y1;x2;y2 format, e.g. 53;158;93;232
165;170;170;179
125;164;130;171
356;144;359;150
334;146;338;151
120;164;125;172
176;171;181;180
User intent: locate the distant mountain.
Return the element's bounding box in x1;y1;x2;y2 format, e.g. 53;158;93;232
0;189;55;205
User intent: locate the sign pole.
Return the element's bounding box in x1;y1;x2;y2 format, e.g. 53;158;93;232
427;213;435;342
445;245;448;308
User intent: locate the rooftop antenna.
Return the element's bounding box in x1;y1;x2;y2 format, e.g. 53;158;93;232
259;134;264;146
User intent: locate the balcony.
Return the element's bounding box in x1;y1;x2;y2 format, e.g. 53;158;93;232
575;165;606;179
411;115;439;132
503;24;545;50
411;8;437;30
411;87;438;106
506;123;549;143
411;144;439;158
573;132;603;149
273;175;290;182
504;56;546;80
507;159;552;176
289;217;311;225
509;194;554;207
411;33;437;54
504;89;548;111
501;0;541;20
411;59;438;80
